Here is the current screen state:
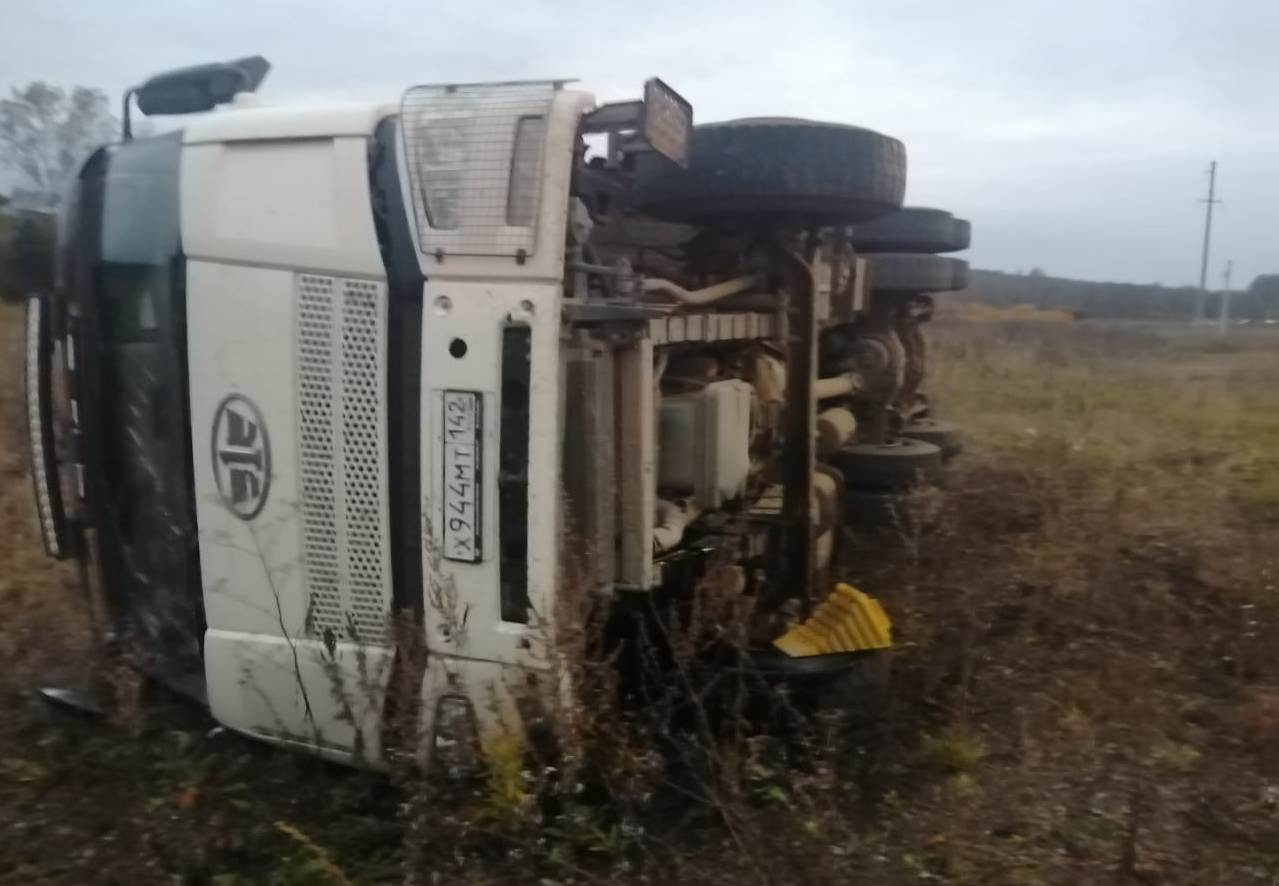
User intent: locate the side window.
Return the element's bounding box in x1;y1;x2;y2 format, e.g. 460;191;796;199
101;131;181;344
93;130;204;676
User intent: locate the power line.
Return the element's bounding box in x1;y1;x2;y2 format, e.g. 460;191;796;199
1194;161;1222;323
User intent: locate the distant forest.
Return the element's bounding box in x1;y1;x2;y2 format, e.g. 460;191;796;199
966;268;1279;321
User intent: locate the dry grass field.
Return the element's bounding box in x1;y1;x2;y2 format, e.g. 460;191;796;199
1;299;1278;884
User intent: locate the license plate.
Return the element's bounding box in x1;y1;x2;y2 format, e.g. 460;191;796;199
441;390;481;562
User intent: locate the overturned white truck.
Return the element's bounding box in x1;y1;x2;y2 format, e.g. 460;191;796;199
24;57;970;767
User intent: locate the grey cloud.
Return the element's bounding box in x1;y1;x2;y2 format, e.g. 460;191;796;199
2;0;1275;284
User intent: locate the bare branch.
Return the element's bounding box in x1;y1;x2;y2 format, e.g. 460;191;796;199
0;81;116;203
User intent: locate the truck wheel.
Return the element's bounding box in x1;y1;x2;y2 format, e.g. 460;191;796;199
819;650;893;720
901;418;963;460
833;438;943;490
850;207;971;253
844;486;944;537
633;117;906;226
864;253;969;293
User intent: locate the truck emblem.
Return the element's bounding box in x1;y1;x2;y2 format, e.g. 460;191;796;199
211;394;271;520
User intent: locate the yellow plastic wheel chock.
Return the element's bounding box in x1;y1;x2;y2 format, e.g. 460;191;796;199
772;583;893;657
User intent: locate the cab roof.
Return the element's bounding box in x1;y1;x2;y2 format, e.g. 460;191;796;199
181;100;398;144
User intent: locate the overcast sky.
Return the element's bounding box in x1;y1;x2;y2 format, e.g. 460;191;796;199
3;0;1276;286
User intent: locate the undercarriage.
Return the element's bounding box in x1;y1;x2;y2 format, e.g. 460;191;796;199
556;116;972;660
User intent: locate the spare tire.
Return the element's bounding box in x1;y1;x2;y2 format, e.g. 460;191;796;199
864;254;969;293
850;207;971;253
633;118;906;226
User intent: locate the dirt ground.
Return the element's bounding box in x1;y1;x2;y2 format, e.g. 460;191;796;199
2;300;1278;885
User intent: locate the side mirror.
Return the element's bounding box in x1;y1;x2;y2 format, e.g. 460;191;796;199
124;55;270;138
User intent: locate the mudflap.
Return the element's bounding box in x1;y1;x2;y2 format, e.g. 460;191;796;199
37;686;107;718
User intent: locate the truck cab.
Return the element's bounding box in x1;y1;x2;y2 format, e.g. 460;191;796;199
26;57;970;767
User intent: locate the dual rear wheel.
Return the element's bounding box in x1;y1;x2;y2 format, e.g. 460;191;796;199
834;419;964;531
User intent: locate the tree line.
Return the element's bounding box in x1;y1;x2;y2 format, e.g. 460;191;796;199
965;268;1278;322
1;81;115;301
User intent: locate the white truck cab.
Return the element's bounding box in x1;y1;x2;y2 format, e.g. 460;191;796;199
26;56;971;768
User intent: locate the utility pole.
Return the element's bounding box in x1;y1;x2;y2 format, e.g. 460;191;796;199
1195;161;1221;323
1218;259;1234;339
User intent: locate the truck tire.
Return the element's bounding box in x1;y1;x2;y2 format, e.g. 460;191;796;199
901;418;963;460
633;118;906;226
864;254;969;293
850;207;971;253
844;487;943;533
832;438;943;490
818;650;893;721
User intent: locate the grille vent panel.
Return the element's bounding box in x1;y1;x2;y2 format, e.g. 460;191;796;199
296;274;390;645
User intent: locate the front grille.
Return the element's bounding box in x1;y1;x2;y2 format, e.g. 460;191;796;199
296;274;390;646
